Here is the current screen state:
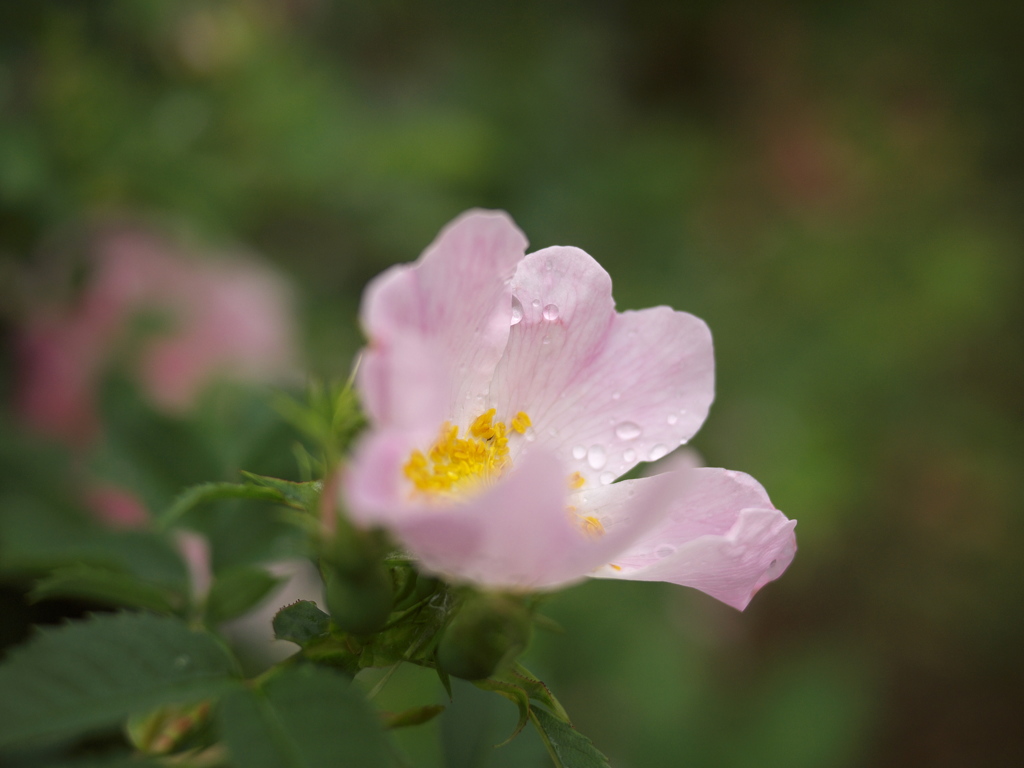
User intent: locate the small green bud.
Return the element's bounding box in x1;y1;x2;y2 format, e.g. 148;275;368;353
324;562;394;636
437;594;531;680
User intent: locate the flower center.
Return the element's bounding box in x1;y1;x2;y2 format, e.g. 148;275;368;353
403;409;531;496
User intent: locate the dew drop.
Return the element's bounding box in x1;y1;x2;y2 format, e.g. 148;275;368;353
655;545;676;559
600;471;615;485
545;258;554;271
586;444;607;470
572;445;587;460
542;303;560;321
523;426;536;442
531;298;541;309
623;449;636;463
173;655;190;669
510;297;524;326
611;391;621;400
542;336;550;345
667;414;678;425
649;444;669;460
614;422;642;441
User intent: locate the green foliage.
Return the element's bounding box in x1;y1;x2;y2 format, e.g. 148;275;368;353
530;708;611;768
0;613;239;751
160;482;300;530
273;600;331;647
218;665;390;768
29;565;179;615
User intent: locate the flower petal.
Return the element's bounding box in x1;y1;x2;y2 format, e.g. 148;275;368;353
345;440;609;591
358;210;528;431
589;468;796;610
491;246;714;487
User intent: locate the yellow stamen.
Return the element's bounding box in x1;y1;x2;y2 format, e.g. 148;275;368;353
404;410;530;497
609;563;622;571
580;516;605;538
568;471;585;490
510;411;532;434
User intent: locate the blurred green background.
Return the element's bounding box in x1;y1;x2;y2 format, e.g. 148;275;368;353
2;1;1022;766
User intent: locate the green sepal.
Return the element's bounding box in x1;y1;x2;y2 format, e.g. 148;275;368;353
529;707;611;768
472;678;531;746
509;664;571;723
204;565;283;625
273;600;331;646
381;704;445;729
29;564;181;615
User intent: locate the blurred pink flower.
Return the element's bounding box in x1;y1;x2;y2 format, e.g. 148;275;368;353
16;227;298;444
344;210;796;609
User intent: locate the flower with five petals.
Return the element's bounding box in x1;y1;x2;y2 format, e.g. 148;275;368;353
344;211;795;609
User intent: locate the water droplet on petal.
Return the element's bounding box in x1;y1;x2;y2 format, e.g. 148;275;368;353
542;336;550;345
523;426;536;442
611;391;621;400
615;422;642;441
600;471;615;485
572;445;587;460
542;303;559;321
531;298;541;309
587;445;607;470
667;414;678;425
649;444;669;461
623;449;636;462
655;545;675;559
545;258;554;271
510;297;524;325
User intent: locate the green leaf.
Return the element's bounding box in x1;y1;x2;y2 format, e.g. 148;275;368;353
218;665;390;768
160;482;294;529
204;565;284;625
529;707;611;768
511;665;572;723
473;678;531;746
30;565;180;615
382;704;445;729
0;613;239;750
273;600;331;646
240;472;322;513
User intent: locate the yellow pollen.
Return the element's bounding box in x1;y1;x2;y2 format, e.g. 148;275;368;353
403;410;527;496
580;516;605;538
568;471;585;490
609;563;622;571
510;411;532;434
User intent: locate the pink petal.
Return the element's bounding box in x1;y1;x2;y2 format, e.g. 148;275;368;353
589;468;796;610
357;211;528;431
491;246;714;487
345;440;608;591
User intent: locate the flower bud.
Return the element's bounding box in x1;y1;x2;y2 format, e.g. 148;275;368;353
437;594;531;680
323;561;394;636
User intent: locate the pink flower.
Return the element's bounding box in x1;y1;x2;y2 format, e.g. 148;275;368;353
16;226;298;444
344;211;795;609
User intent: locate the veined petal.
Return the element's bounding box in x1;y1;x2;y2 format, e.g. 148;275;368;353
591;468;797;610
491;246;714;487
358;211;528;430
